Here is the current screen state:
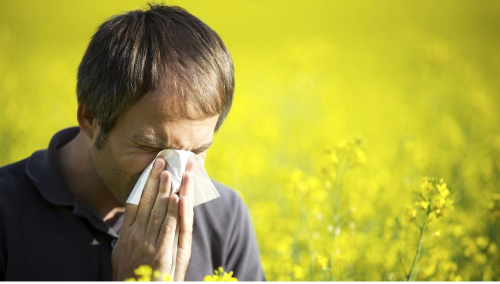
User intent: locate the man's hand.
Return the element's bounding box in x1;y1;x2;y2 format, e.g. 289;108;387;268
112;156;195;281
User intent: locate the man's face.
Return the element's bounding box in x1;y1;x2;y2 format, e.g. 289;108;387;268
89;88;219;205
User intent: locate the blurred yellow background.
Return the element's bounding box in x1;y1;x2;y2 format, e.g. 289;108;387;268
1;0;499;281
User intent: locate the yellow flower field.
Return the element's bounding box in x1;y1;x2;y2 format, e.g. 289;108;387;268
1;0;499;281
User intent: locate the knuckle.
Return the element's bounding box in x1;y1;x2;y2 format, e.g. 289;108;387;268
159;184;167;194
129;231;140;246
150;208;164;220
162;221;176;233
155;256;172;273
147;243;156;255
140;194;154;206
150;169;161;179
168;199;179;213
181;226;193;235
159;186;169;196
180;223;193;234
176;246;191;264
150;219;160;229
148;210;164;229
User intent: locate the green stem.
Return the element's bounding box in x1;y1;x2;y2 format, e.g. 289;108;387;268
407;208;429;281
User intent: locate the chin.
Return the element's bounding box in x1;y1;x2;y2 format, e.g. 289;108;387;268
110;188;129;207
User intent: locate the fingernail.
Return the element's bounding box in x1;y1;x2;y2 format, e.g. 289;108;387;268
170;194;178;205
154;159;162;169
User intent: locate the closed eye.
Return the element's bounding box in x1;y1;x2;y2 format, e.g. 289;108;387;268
139;145;163;152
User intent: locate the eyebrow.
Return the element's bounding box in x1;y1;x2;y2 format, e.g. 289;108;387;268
133;134;213;153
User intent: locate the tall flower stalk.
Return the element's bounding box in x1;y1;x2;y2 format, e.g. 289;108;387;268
322;136;366;280
404;177;453;281
407;200;430;281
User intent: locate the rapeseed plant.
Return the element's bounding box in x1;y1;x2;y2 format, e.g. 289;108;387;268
124;265;237;281
403;177;454;281
203;267;238;282
124;264;171;281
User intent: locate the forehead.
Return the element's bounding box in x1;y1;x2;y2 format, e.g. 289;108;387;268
113;88;219;149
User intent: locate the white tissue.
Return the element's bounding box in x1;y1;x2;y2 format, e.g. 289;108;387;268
126;149;220;205
125;149;220;280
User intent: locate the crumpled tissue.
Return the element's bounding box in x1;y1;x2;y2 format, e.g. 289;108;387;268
126;149;220;280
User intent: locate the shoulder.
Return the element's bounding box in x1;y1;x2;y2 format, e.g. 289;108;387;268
211;180;246;209
0;159;35;224
201;180;249;219
0;158;30;202
193;180;250;235
0;158;28;183
0;159;31;274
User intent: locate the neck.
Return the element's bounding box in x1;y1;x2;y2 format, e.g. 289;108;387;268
57;131;124;224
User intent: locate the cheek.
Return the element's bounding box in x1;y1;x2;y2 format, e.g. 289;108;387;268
107;134;159;175
90;146;130;198
102;150;158;194
119;151;160;175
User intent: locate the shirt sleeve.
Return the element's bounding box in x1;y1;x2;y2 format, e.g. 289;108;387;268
223;193;266;281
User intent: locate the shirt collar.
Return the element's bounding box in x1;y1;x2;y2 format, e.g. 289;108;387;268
25;127;122;238
26;127;80;206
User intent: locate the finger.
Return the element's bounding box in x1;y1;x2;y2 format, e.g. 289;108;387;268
174;196;193;281
185;156;196;204
136;157;165;231
146;170;172;244
123;203;139;229
185;154;196;172
157;193;179;254
179;170;194;208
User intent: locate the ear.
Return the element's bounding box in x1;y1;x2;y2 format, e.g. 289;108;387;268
77;104;99;141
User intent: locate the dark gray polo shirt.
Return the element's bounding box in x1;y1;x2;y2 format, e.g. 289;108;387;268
0;127;265;281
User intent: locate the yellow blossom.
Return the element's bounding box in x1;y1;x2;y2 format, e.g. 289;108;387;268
433;197;446;209
404;208;417;222
134;265;153;281
293;264;305;279
153;270;171;281
337;140;347;149
420;178;434;199
355;148;367;164
435;209;443;218
431;231;441;237
317;254;329;270
415;200;430;211
436;182;450;198
204;267;238;282
329;152;339;165
153;270;161;280
125;265;172;282
290;169;304;182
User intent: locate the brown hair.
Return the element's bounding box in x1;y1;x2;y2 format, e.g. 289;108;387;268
77;4;234;149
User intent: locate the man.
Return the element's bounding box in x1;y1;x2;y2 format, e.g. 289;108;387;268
0;4;265;281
